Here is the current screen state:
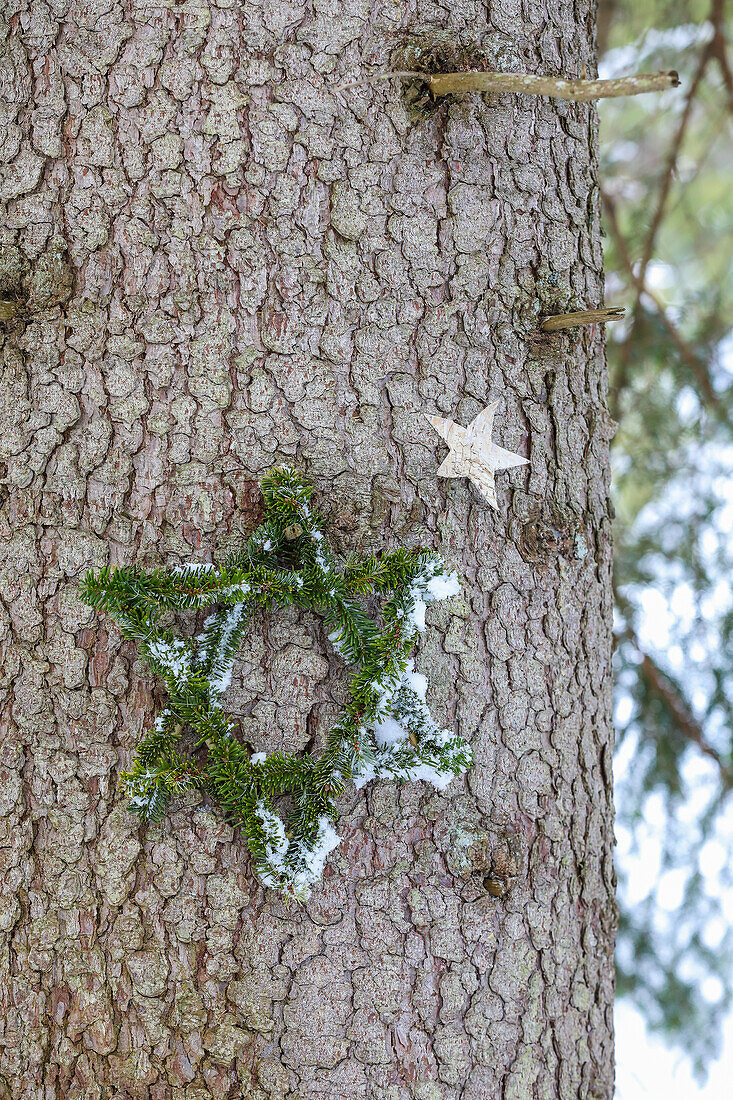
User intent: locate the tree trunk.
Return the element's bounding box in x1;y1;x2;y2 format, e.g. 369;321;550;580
0;1;616;1097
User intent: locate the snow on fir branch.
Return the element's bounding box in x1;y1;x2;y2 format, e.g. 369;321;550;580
81;467;472;901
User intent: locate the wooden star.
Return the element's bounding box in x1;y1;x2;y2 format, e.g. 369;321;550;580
426;402;529;509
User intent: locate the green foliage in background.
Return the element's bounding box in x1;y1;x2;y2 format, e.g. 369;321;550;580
599;0;733;1077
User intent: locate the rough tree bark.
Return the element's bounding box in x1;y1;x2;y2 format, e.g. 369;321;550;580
0;1;616;1098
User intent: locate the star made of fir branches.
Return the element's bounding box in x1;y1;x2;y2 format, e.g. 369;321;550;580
81;467;471;900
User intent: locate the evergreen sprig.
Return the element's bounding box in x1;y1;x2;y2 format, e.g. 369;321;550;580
81;467;471;900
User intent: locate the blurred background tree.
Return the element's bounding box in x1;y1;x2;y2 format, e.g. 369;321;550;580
598;0;733;1078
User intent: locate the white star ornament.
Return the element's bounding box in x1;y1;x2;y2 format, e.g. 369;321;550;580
426;402;529;509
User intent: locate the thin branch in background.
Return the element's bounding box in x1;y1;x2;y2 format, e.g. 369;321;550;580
711;0;733;114
620;623;733;786
602;188;723;416
608;43;711;414
641;653;733;786
641;286;722;409
602;187;637;274
639;48;711;278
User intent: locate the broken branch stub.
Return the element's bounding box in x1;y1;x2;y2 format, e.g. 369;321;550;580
540;308;626;333
337;69;679;102
427;69;680;100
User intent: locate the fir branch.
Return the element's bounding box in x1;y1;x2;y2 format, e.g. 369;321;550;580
81;467;470;899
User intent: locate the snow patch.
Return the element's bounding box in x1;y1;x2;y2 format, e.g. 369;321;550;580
404;566;460;635
148;638;192;684
215;582;251;601
425;571;461;601
208;603;246;696
254;803;341;900
373;715;408;747
154;709;172;733
296;818;341;887
408;595;427;633
353;651;470;794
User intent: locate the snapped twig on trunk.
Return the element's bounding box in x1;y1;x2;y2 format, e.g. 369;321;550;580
540;308;626;332
337;69;680;101
427;69;679;100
